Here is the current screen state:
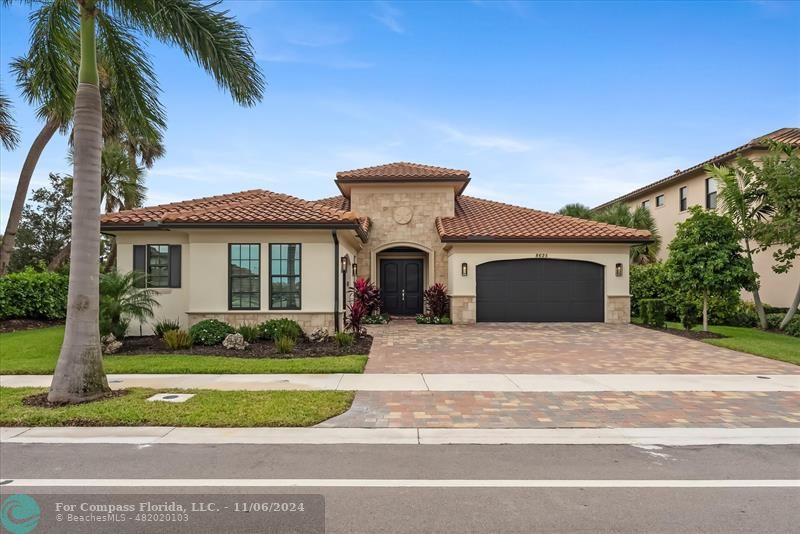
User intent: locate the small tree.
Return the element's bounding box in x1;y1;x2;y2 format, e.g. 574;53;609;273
99;271;159;339
665;207;755;331
751;143;800;329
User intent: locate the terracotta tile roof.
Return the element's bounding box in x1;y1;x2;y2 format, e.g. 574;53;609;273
595;127;800;210
437;196;651;242
314;195;351;211
336;162;470;181
101;189;370;240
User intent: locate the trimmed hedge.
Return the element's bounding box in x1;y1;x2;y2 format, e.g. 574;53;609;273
785;316;800;338
189;319;234;346
639;298;666;328
257;318;303;341
0;269;69;320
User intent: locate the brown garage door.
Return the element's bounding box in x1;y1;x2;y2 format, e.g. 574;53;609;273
476;259;604;322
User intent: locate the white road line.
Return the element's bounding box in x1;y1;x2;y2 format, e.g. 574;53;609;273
2;479;798;488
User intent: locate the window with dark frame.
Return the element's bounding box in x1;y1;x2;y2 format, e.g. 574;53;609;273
641;200;650;209
229;244;260;310
270;243;301;310
705;178;717;209
147;245;170;287
679;186;688;211
655;194;664;207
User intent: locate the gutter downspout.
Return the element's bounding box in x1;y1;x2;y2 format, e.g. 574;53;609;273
332;231;340;333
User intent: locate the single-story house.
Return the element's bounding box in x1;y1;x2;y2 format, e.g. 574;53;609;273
101;162;650;334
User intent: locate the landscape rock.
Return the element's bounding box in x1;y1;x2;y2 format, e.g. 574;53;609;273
101;334;123;355
308;327;329;343
222;333;249;350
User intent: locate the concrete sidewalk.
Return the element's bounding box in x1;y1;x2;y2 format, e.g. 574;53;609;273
2;426;798;445
2;373;798;392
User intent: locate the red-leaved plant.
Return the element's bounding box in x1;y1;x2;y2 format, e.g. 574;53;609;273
345;301;368;337
423;283;449;318
349;277;382;315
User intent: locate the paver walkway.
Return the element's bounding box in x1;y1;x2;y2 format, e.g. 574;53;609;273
365;322;800;374
319;391;800;429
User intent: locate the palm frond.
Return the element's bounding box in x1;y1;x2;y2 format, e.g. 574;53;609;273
557;203;593;219
108;0;265;106
0;91;21;150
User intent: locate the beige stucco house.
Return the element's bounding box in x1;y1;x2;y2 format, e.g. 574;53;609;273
102;163;650;335
595;127;800;309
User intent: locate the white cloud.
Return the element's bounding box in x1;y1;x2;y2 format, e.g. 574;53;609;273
372;1;404;33
427;121;532;153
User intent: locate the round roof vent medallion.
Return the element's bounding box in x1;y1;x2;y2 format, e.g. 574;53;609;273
393;206;413;225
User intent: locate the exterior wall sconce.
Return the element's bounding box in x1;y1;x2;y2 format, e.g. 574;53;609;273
615;263;623;277
352;262;358;278
340;255;348;274
461;262;468;277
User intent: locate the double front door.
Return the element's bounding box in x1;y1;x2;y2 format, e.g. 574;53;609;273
380;259;423;315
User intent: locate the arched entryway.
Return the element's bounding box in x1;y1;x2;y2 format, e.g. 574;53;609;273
476;258;605;322
374;243;431;316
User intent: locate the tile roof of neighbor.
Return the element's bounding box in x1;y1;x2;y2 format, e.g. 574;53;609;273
335;162;470;181
101;189;370;239
595;127;800;210
437;196;652;242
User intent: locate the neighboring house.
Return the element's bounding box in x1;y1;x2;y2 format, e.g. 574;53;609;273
594;127;800;309
102;162;649;334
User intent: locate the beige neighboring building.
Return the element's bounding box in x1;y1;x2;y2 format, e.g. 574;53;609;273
102;162;650;335
595;127;800;309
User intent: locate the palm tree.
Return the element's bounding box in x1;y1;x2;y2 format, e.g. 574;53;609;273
708;161;773;329
0;0;166;275
557;203;593;219
594;203;661;264
29;0;264;403
99;271;159;339
0;91;21;150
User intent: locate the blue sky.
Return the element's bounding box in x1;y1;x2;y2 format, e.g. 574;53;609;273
1;1;798;229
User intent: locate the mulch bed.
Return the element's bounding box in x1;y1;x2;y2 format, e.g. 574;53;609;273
0;318;64;334
115;335;372;358
634;323;725;340
22;389;128;408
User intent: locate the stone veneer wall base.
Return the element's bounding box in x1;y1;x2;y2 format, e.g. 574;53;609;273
606;295;631;324
450;295;476;324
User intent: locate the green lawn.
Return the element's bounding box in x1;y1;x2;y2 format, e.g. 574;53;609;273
0;326;367;375
0;387;354;427
640;320;799;366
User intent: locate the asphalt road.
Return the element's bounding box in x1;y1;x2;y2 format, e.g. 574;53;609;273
2;443;799;533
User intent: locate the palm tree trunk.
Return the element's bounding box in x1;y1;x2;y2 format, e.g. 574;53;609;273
702;291;709;332
0;117;60;275
47;242;71;272
779;281;800;330
744;239;767;329
49;4;108;403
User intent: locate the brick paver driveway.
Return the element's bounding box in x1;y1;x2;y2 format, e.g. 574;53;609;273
365;321;799;374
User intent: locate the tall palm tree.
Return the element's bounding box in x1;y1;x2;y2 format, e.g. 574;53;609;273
38;0;264;403
0;91;21;150
557;203;593;219
0;0;166;275
594;203;661;264
708;161;773;329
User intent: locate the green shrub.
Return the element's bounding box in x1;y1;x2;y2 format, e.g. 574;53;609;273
335;331;354;347
766;313;785;330
153;318;181;337
99;271;158;340
189;319;234;346
439;316;452;324
258;318;303;341
236;324;260;343
678;301;700;331
163;329;193;350
274;335;296;354
714;300;759;327
640;299;666;328
630;263;673;318
364;313;389;325
100;316;129;340
784;316;800;338
0;268;68;320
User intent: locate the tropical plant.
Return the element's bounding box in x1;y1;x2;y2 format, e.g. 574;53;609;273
594;203;661;264
153;318;181;338
189;319;234;346
349;277;382;315
99;271;159;339
274;335;296;354
0;269;68;320
38;0;264;403
334;331;354;347
751;143;800;329
162;328;193;350
557;203;593;219
708;156;773;329
345;301;368;336
0;91;20;150
257;318;303;341
236;324;260;343
423;282;449;318
639;298;666;328
665;207;756;331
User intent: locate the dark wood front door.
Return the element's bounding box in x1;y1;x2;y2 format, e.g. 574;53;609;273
380;259;423;315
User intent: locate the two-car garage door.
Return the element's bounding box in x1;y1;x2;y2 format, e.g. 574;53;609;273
476;259;604;322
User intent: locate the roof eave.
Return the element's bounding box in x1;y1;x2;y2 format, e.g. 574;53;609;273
439;235;653;245
101;221;370;242
335;177;470;198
